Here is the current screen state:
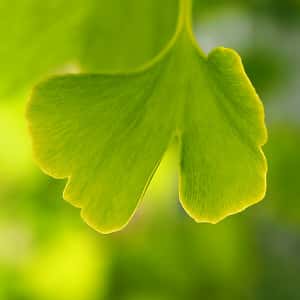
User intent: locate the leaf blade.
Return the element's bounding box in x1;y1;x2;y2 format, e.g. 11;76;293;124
27;62;178;233
179;46;267;223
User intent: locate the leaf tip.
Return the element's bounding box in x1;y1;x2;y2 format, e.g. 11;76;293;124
179;168;267;225
79;209;127;235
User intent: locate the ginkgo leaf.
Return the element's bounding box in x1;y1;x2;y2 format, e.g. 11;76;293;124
179;47;267;223
27;67;177;233
27;0;267;233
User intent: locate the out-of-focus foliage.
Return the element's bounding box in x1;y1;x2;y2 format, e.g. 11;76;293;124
0;0;177;100
264;126;300;224
1;0;300;299
78;0;177;72
243;48;288;96
194;0;300;25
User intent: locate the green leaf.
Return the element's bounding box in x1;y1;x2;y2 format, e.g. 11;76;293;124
27;69;176;233
179;47;267;223
27;0;267;233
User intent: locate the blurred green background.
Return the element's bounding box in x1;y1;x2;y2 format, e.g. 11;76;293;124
1;0;300;299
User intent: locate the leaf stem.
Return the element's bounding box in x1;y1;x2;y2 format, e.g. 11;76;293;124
178;0;206;57
179;0;193;33
126;0;203;72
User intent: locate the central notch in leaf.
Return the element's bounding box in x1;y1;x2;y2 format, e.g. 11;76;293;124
26;0;267;233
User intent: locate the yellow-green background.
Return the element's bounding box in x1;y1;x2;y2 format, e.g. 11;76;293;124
1;0;300;299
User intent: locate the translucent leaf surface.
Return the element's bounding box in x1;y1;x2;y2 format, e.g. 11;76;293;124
27;0;267;233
